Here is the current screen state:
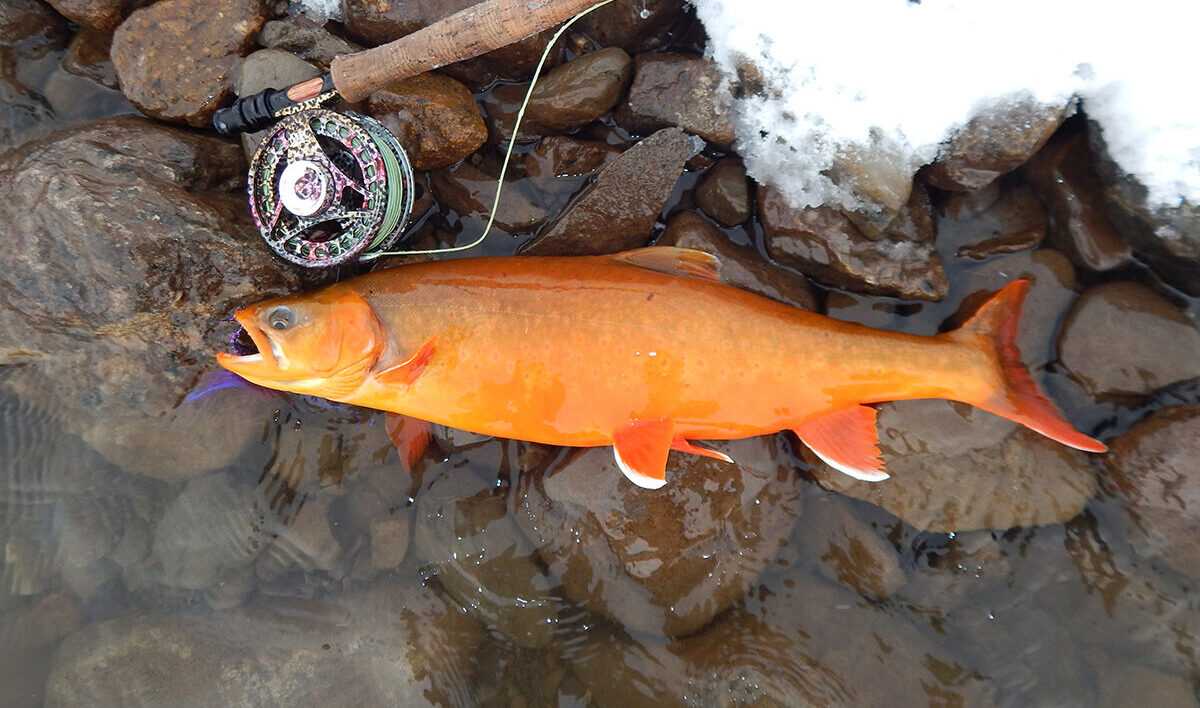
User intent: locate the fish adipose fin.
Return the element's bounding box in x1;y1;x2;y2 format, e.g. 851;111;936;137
613;417;675;489
374;337;437;386
951;280;1107;453
612;247;721;284
794;405;889;482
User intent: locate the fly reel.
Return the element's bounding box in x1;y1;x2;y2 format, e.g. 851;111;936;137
248;109;415;268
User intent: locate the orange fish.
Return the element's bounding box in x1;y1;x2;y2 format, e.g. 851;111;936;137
216;247;1105;488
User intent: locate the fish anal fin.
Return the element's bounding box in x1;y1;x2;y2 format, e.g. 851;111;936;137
613;417;675;489
671;438;734;463
375;337;436;386
385;413;431;469
612;246;721;284
794;405;889;482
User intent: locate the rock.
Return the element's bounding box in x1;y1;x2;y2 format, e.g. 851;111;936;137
0;0;68;151
522;127;703;255
761;183;949;301
111;0;266;127
369;516;410;569
938;178;1047;260
0;118;310;460
414;440;561;648
61;27;118;89
897;529;1010;612
267;489;344;577
485;47;632;140
514;436;803;638
809;400;1097;532
575;0;688;54
1057;281;1200;400
695;157;751;226
1023;124;1133;272
523;135;620;179
1101;406;1200;580
0;592;83;708
45;579;483;707
824;132;920;239
46;0;150;33
616;53;735;148
926;95;1072;191
367;72;487;170
258;15;363;72
796;494;905;600
234;49;321;158
430;160;547;234
1093;659;1199;708
659;211;816;310
1;0;68;53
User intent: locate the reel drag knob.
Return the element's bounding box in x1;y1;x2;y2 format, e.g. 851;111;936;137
277;160;333;218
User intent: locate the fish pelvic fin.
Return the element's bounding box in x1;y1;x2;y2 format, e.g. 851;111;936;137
950;280;1107;453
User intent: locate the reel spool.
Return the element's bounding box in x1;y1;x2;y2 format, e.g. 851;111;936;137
248;109;415;268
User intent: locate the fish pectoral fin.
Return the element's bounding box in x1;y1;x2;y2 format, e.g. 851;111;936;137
671;438;734;463
385;413;432;469
794;405;889;482
611;246;721;284
613;417;675;489
374;337;437;386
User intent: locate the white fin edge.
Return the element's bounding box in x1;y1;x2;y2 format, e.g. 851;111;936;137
613;447;667;489
809;447;891;482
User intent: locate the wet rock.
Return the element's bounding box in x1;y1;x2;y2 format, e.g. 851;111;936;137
46;579;483;707
761;183;949;301
203;564;255;610
431;160;547;234
342;0;559;88
514;436;803;638
267;488;344;577
695;157;751;226
659;211;816;310
1;0;69;52
414;440;561;648
368;72;487;171
111;0;266;127
616;53;735;148
809;400;1097;532
898;529;1010;613
796;494;905;600
575;0;688;54
0;118;309;459
1101;406;1200;580
46;0;151;33
61;27;118;89
1023;125;1133;272
1058;281;1200;400
523;135;620;178
1093;658;1199;708
235;49;321;158
258;15;363;72
485;47;632;140
0;592;83;708
369;516;410;569
926;95;1072;191
939;179;1047;260
825;132;919;239
522;127;703;255
0;0;68;151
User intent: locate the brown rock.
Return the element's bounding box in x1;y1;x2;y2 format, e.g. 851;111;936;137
659;211;816;310
617;53;735;147
369;516;410;569
797;494;905;600
430;160;546;234
0;0;68;151
695;157;751;226
761;183;948;301
234;49;322;158
1023;124;1133;272
486;47;632;139
1102;406;1200;580
523;135;620;178
522;127;703;255
809;400;1097;532
46;0;151;33
61;26;118;89
575;0;688;54
1;0;68;52
926;95;1072;191
1057;281;1200;399
939;179;1047;260
825;133;919;238
514;437;802;638
111;0;265;127
258;15;363;72
368;72;487;170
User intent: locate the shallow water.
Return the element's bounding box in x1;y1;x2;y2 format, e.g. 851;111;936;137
4;43;1200;708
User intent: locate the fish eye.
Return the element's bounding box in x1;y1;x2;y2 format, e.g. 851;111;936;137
268;306;294;331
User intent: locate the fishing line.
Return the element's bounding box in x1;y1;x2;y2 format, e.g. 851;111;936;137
360;0;614;260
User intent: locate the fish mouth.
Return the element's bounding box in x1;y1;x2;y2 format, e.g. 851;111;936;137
216;309;287;378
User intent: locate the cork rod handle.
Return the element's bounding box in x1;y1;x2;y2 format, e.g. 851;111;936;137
331;0;601;103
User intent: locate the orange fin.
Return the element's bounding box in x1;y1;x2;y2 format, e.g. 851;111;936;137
375;337;436;386
613;417;675;489
611;246;721;284
794;405;889;482
385;413;431;469
950;281;1107;453
671;438;734;463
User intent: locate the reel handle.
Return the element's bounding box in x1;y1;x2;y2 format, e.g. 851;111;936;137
213;74;336;136
331;0;603;103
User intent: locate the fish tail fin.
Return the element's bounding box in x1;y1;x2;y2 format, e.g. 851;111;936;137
949;280;1107;453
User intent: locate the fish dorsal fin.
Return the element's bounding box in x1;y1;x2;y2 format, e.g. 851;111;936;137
611;246;721;284
794;405;889;482
613;417;675;489
374;337;437;386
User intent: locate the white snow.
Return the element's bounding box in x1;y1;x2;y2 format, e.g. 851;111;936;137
689;0;1200;210
292;0;343;22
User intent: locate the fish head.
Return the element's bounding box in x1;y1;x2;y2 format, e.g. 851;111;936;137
217;288;386;398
